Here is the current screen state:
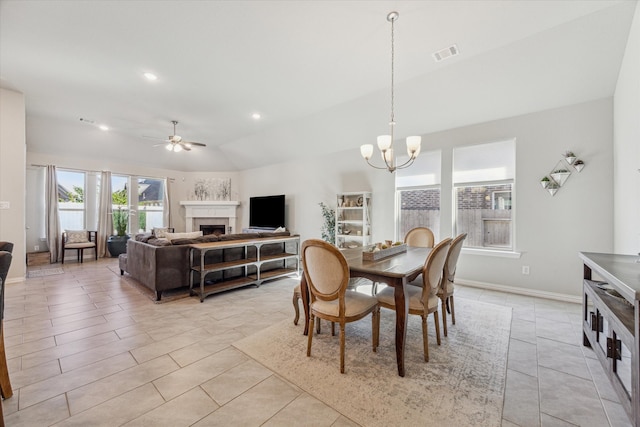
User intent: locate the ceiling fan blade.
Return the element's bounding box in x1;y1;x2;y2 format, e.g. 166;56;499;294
182;145;192;151
184;141;207;147
143;135;168;141
152;142;167;147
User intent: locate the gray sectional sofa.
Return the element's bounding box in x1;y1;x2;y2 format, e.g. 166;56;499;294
124;231;293;300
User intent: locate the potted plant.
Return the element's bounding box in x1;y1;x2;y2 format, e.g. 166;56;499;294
319;202;336;245
563;151;577;165
550;168;571;186
107;207;130;257
573;159;585;172
540;176;550;189
546;181;560;196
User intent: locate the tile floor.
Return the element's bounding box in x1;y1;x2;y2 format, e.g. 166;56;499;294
0;259;632;426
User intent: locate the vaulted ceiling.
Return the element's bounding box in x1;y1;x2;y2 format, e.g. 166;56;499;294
1;1;636;172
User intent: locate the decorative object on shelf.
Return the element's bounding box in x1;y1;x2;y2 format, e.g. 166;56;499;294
335;192;372;249
319;202;336;245
360;11;421;173
541;150;586;196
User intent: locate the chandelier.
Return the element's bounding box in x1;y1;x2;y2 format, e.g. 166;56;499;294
360;11;421;173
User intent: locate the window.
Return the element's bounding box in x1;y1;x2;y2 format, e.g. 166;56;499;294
453;140;515;250
57;170;86;231
137;177;165;232
395;151;441;242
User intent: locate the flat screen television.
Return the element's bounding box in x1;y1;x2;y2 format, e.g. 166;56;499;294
249;194;285;229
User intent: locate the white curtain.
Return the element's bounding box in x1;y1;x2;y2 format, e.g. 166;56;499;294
97;171;113;257
45;165;61;263
163;178;171;228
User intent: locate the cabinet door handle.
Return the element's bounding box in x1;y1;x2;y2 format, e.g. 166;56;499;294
607;337;614;359
597;313;603;333
590;312;598;331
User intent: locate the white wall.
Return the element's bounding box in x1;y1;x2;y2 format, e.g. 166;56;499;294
613;3;640;255
0;88;27;282
240;97;614;298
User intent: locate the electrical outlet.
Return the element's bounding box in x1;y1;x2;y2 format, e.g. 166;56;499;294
522;266;530;275
34;245;40;252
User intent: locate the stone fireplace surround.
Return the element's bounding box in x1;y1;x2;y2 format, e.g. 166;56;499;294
179;201;240;234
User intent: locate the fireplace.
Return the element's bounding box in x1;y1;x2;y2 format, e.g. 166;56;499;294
200;224;225;236
180;201;240;234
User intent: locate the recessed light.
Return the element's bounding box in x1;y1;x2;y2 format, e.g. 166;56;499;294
143;72;158;81
99;125;109;131
252;113;261;120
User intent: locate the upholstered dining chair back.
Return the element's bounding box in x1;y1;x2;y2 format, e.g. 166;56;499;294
444;233;466;283
404;227;435;248
0;243;13;254
301;238;380;373
420;238;452;298
302;240;349;304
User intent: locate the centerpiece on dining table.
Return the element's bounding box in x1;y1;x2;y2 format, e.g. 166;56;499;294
362;240;407;261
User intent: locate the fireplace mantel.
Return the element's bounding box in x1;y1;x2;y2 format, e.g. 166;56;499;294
180;201;240;234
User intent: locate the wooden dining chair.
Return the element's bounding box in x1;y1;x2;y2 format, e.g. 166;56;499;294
376;238;451;362
404;227;435;248
301;239;380;373
439;233;467;337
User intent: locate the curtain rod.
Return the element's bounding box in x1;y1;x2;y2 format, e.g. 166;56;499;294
30;164;175;182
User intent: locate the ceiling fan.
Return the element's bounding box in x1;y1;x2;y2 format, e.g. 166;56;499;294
147;120;207;152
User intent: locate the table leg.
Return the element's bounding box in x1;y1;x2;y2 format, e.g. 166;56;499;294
300;274;310;336
393;281;409;377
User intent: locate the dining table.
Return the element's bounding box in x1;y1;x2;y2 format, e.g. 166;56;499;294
300;245;431;377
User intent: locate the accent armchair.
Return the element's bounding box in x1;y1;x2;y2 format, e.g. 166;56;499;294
61;230;97;264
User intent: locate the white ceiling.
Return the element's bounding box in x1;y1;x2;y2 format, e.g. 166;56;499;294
0;1;636;172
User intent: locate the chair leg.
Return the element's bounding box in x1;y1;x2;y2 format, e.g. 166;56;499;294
331;322;335;336
307;316;315;357
421;314;429;362
61;248;65;264
450;296;456;325
434;311;441;346
441;297;448;337
292;290;300;325
0;324;13;399
372;307;380;351
339;322;346;373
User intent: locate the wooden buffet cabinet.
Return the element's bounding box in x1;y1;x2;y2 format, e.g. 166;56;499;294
580;252;639;426
189;235;300;302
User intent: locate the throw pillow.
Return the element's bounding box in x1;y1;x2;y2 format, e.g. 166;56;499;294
164;231;203;243
152;227;169;238
66;230;88;243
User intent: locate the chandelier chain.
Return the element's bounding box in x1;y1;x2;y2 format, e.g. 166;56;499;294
390;16;395;127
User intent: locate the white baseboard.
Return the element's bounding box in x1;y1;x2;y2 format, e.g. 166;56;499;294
456;278;582;304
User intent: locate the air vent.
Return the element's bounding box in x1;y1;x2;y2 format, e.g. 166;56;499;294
432;44;459;62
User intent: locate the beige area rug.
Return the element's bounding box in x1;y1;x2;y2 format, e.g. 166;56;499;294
107;265;192;304
27;267;64;278
234;298;512;427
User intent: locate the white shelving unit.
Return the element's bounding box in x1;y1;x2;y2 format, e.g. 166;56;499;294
335;192;371;249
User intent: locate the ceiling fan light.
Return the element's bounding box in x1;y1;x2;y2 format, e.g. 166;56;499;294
165;143;173;151
173;144;182;152
184;142;192;148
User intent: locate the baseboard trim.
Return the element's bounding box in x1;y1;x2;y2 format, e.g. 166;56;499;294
456;278;582;304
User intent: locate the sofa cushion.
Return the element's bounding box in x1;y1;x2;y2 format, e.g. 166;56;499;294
152;227;170;238
135;233;153;243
